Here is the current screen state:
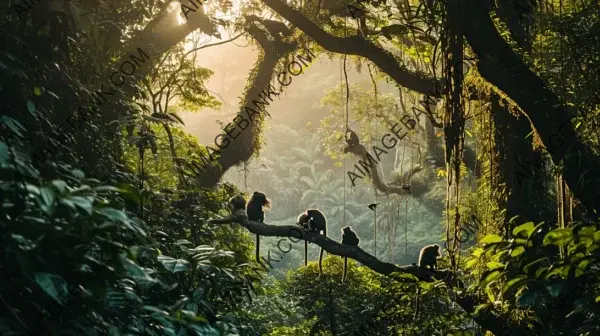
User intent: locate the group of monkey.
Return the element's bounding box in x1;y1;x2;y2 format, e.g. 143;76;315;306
229;191;360;281
227;191;442;282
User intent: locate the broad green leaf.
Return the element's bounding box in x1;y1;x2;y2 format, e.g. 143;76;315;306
68;196;93;215
94;186;124;193
59;198;76;210
451;332;473;336
392;272;420;282
480;234;502;244
25;184;40;195
26;100;36;116
543;228;573;246
523;257;549;273
485;286;495;303
472;247;484;258
96;207;128;222
71;169;85;179
547;283;563;297
547;265;571;278
465;258;478;269
122;257;158;284
535;266;548;278
510;246;526;257
502;275;528;296
578;260;590;272
579;226;596;237
517;291;538;307
480;270;502;287
486;261;505;270
40;186;55;208
513;222;535;238
35;272;67;305
70;185;91;194
0;141;9;164
51;180;68;193
158;255;191;273
1;115;25;137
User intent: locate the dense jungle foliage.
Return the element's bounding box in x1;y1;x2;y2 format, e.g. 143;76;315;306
1;0;600;335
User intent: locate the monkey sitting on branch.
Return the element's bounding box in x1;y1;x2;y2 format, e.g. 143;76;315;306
418;244;441;271
340;226;360;282
297;209;328;276
246;191;271;262
414;244;442;319
207;195;248;224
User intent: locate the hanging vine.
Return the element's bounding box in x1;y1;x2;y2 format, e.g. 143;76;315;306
441;0;467;271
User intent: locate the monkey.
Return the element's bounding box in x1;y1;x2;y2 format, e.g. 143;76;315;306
246;192;271;262
297;213;310;266
297;209;327;276
229;195;247;216
414;244;442;319
206;195;248;226
343;127;360;153
340;227;360;282
418;244;441;271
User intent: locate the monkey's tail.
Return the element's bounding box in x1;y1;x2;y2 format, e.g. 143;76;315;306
318;228;326;276
414;286;421;320
342;257;347;282
304;240;308;266
318;248;324;276
255;234;260;262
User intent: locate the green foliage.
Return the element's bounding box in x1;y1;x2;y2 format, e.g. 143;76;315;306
237;257;470;335
468;223;600;335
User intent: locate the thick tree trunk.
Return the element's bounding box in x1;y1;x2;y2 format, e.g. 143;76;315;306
491;94;552;235
194;17;297;187
460;0;600;217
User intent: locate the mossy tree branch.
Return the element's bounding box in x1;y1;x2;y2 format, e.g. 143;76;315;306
208;213;524;334
194;16;297;188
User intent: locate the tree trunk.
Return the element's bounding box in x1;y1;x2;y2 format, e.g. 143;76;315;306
460;0;600;217
194;17;297;187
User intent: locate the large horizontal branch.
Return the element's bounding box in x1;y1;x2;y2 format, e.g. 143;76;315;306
209;214;454;282
208;213;522;333
262;0;442;96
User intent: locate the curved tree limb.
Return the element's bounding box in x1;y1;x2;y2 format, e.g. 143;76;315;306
262;0;442;96
210;214;453;281
194;16;297;187
344;137;417;196
208;214;522;335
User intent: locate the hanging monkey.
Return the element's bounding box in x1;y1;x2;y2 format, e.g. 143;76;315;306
340;227;360;282
414;244;442;319
343;127;360;153
297;209;328;276
246;192;271;262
